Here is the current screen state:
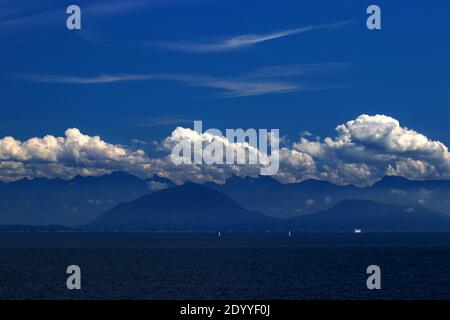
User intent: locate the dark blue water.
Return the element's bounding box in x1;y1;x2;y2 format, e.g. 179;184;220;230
0;233;449;299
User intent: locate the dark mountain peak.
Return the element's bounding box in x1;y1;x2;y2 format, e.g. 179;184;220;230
86;182;273;231
13;176;66;186
108;171;138;179
301;178;334;186
0;171;151;226
225;174;283;188
69;174;91;182
289;178;339;190
373;175;450;190
373;175;412;188
293;199;450;232
109;182;233;212
224;174;254;185
4;172;143;186
156;182;230;203
70;171;145;185
225;174;242;183
146;175;175;191
95;171;142;181
256;175;284;186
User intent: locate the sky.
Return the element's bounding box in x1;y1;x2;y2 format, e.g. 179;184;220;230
1;0;450;185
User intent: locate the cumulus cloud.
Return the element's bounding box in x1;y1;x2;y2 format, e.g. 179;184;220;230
156;126;274;183
293;114;450;185
0;114;449;186
0;128;150;181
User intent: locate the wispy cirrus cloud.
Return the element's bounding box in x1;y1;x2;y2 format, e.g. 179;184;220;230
154;21;352;52
248;63;354;78
179;75;300;97
21;72;300;97
20;62;353;97
22;74;155;84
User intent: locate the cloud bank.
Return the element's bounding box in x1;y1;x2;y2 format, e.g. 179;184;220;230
293;115;450;185
1;115;449;186
0;128;150;181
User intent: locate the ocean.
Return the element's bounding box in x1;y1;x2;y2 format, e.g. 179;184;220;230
0;232;449;300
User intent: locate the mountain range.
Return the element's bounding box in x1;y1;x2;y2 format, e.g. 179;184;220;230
206;175;450;218
289;200;450;232
1;171;450;232
0;171;173;226
86;184;450;232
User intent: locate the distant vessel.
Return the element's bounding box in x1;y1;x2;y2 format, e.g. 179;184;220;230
354;228;362;234
288;231;293;237
218;231;221;237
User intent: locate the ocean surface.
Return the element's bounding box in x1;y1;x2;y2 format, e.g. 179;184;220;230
0;232;449;300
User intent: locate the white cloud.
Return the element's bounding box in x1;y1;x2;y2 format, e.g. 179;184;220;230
0;128;151;181
293;114;450;185
157;126;272;182
336;114;447;154
0;114;449;186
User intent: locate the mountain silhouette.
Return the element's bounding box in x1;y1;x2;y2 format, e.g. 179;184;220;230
372;175;414;188
207;175;450;218
85;183;450;232
1;173;450;230
0;171;152;226
86;183;276;231
290;199;450;232
207;175;358;217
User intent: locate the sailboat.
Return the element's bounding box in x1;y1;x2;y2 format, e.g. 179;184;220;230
288;231;293;237
218;231;221;237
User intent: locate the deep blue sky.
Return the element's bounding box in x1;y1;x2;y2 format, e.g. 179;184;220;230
1;0;450;147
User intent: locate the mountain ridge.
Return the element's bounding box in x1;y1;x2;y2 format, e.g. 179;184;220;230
85;183;276;231
86;185;450;232
1;172;450;227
